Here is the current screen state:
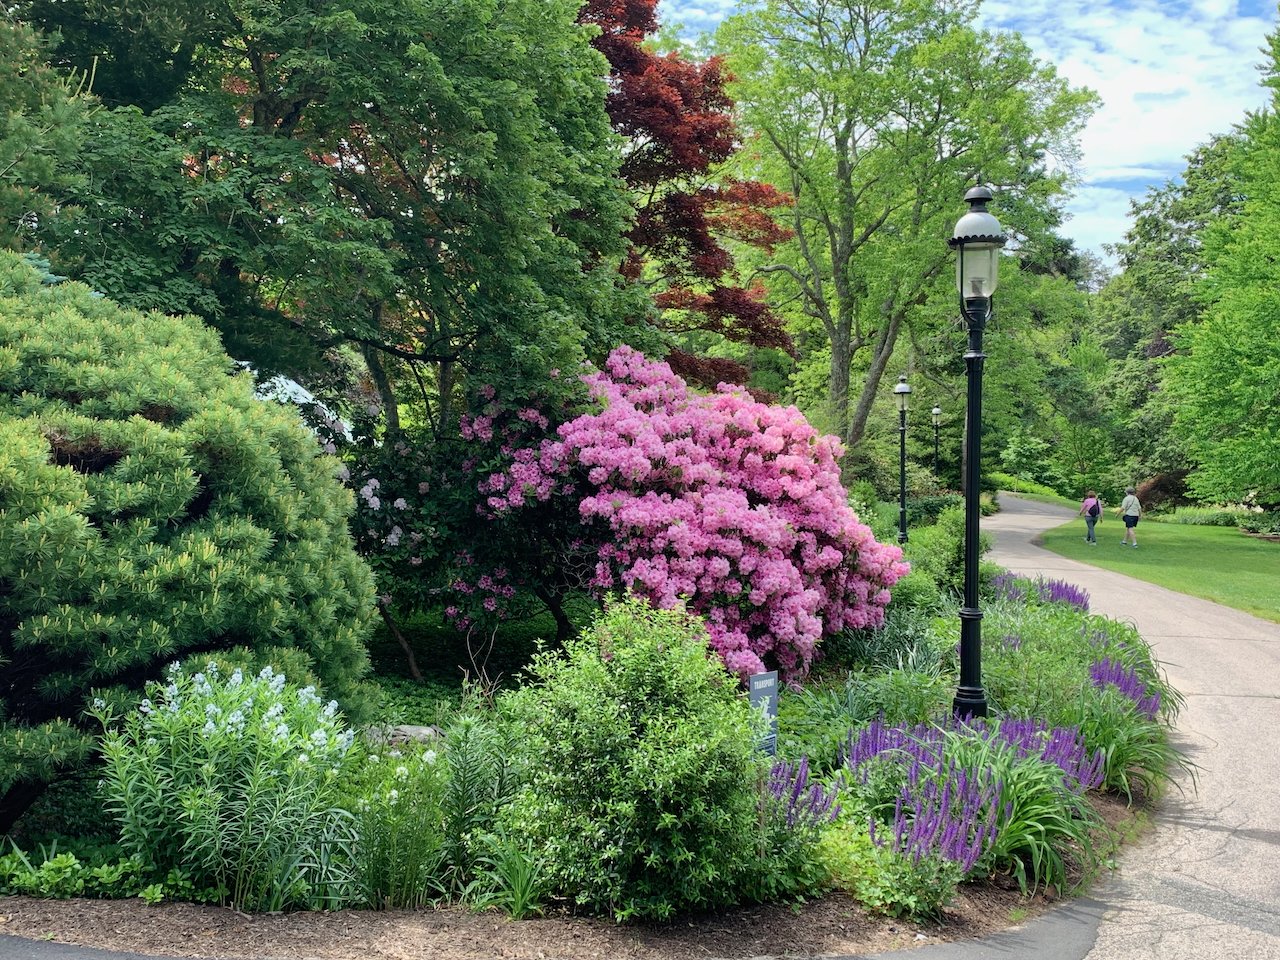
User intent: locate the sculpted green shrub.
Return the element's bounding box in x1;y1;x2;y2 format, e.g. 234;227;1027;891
0;252;375;830
500;598;764;920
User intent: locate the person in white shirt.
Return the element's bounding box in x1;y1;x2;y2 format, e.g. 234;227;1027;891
1117;487;1142;548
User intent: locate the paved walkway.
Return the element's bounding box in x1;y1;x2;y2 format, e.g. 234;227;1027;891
866;494;1280;960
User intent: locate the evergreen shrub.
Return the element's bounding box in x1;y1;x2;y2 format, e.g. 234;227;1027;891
0;253;375;830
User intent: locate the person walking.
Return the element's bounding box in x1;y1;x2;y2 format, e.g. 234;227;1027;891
1117;486;1142;547
1078;489;1102;544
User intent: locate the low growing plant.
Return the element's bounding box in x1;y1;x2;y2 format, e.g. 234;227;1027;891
818;816;966;921
840;716;1105;896
93;663;359;912
747;758;840;902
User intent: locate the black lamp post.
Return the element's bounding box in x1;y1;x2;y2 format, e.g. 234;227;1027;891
948;186;1005;720
931;405;942;476
894;375;911;544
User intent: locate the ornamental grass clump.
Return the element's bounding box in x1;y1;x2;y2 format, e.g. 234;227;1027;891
93;663;359;912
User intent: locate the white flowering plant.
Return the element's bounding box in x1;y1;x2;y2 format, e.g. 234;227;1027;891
344;743;447;908
91;662;359;912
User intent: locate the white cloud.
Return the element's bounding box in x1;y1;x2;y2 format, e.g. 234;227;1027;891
658;0;1278;258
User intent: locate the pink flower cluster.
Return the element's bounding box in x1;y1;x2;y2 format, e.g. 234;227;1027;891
483;347;908;679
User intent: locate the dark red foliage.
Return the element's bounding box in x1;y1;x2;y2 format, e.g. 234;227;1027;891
578;0;793;376
664;348;777;401
1137;472;1190;510
654;283;791;352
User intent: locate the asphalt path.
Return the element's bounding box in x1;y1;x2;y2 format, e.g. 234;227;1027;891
4;494;1278;960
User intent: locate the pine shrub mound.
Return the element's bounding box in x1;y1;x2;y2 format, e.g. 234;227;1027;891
0;252;375;831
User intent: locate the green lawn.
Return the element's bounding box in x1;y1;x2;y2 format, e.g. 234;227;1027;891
1040;520;1280;623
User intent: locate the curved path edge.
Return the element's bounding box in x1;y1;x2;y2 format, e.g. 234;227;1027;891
847;493;1280;960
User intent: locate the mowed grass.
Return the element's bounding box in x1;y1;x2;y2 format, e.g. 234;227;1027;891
1040;519;1280;623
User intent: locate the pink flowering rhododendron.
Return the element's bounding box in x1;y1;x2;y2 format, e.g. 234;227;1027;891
481;347;907;679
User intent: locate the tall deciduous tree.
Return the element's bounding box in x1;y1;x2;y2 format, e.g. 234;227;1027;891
717;0;1094;447
1165;113;1280;506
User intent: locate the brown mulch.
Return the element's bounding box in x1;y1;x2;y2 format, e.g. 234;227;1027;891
0;885;1049;960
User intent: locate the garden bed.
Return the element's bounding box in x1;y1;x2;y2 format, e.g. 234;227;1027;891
0;792;1140;960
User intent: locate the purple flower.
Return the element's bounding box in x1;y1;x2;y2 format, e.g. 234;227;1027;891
766;757;840;830
1090;658;1161;718
991;573;1089;611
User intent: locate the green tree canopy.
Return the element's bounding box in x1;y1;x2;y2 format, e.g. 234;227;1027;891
0;16;92;250
716;0;1096;448
1165;108;1280;507
33;0;651;425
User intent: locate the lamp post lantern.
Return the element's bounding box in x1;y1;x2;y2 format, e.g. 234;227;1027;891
894;375;911;544
948;186;1005;720
931;405;942;476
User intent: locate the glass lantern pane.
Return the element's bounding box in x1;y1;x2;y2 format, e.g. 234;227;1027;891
956;243;1000;298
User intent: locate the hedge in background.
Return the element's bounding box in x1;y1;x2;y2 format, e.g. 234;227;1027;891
0;252;375;831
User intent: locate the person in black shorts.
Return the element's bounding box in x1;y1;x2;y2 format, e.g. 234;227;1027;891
1117;487;1142;548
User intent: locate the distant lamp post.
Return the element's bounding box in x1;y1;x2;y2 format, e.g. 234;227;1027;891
932;405;942;476
947;186;1006;720
894;375;911;544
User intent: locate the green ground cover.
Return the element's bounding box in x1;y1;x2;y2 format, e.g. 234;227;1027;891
1041;519;1280;623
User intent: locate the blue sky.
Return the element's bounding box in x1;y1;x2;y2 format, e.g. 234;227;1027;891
659;0;1279;263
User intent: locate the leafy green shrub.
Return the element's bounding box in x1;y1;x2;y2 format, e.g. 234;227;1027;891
905;493;963;526
901;506;987;595
0;252;376;830
885;570;943;615
1239;511;1280;536
500;598;763;920
93;663;360;912
986;470;1063;499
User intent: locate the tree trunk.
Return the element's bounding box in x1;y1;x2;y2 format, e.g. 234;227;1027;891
380;605;423;681
535;586;575;644
0;778;47;836
828;332;852;437
845;312;903;450
362;338;400;437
